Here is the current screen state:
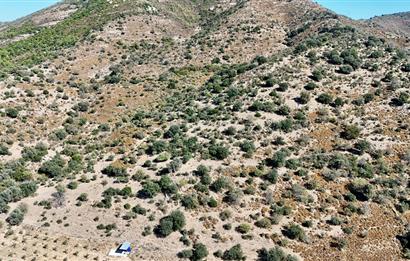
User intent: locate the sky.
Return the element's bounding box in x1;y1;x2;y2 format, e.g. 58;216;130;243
0;0;409;21
0;0;60;22
315;0;410;19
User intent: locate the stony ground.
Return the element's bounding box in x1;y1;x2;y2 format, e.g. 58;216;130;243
0;0;409;260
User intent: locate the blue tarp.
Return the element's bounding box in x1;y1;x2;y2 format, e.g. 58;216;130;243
118;242;131;252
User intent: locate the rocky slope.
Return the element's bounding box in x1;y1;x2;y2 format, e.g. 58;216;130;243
368;12;410;36
0;0;409;260
365;11;410;49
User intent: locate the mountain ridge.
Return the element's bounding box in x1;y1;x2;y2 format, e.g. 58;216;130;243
366;11;410;38
0;1;409;260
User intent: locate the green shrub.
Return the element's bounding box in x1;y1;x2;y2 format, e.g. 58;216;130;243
255;218;272;228
276;105;291;116
53;129;68;140
265;169;278;184
5;161;32;182
311;68;324;81
0;200;9;214
164;125;183;139
195;165;210;176
331;238;348;251
200;174;212;186
348;178;373;201
356;160;374;178
326;50;343;65
294;43;307;54
304;82;317;91
1;189;18;208
334;97;344;107
178;249;193;259
102;165;127;177
67;181;78;190
96;223;117;233
365;36;383;47
6;204;27;226
235;223;251;234
240;141;255;154
249;101;275;112
269;150;289;168
316;93;333;104
155;152;170;162
104;66;122;84
131;204;147;215
22;143;48;162
270;119;294;133
211;176;230;192
328;216;343;225
148;140;167;154
158;175;178;195
257;246;298;261
167;158;182;173
285;158;300;170
5;107;19;118
341;125;360;140
338;65;353;74
277;82;289;92
0;144;10;155
262;76;275;87
155;210;186;237
222;244;245;260
19;181;37;197
208;197;218;208
297;91;310;104
340;48;361;69
192;243;208;261
208;144;230;160
169;210;186;230
223;127;237;136
397;229;410;258
390;92;409;106
38;154;66;178
138;181;161;198
155;217;174;237
120;186;132;197
77;193;88;202
75;101;89;112
219;210;232;221
283;224;306;242
302;220;313;228
181;195;199;210
224;189;243;205
254;55;268;64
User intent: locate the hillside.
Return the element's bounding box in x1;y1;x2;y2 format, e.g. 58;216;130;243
368;12;410;37
0;0;409;260
365;12;410;48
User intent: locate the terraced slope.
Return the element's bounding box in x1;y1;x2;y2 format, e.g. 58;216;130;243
0;0;409;260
